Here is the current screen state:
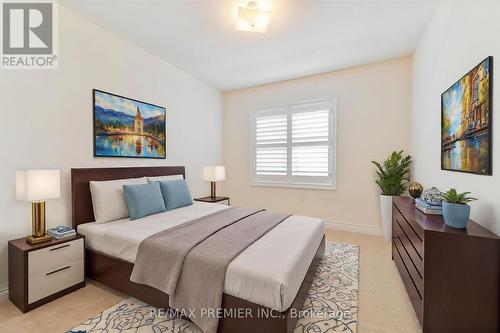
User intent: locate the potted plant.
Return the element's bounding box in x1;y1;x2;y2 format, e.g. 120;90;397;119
372;151;412;240
442;188;477;228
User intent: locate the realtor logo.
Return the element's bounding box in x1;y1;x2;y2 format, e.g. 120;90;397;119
1;0;58;69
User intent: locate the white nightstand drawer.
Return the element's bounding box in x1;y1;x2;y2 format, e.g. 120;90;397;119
28;238;83;276
28;258;84;304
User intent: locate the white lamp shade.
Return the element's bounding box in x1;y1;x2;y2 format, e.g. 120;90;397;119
203;166;226;182
16;169;61;202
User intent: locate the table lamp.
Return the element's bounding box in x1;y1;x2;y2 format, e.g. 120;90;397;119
203;166;226;199
16;169;61;244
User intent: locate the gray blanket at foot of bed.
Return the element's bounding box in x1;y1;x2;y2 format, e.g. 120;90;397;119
130;207;290;333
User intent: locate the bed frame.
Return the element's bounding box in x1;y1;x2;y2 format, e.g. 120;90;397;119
71;166;325;333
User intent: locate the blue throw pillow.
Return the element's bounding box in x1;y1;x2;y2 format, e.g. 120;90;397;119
158;179;193;210
123;182;166;220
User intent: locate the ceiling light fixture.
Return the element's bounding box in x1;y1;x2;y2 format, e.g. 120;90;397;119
236;1;272;33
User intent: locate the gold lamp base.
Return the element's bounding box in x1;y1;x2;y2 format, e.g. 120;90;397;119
26;201;52;244
26;234;52;244
210;181;217;199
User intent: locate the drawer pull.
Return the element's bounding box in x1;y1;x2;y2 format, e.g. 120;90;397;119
46;265;71;276
50;244;70;251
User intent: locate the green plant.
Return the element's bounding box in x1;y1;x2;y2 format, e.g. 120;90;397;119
371;150;412;196
443;188;477;205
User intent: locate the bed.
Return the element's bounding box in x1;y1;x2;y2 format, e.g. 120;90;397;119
71;166;325;333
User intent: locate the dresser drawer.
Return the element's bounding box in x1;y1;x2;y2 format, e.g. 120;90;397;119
28;238;83;276
393;220;423;274
392;241;423;325
28;258;84;304
393;206;423;258
393;236;423;296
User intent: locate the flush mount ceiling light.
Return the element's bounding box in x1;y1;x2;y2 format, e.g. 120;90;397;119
236;1;272;33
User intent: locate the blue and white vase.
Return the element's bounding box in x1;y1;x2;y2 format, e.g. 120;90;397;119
442;202;470;228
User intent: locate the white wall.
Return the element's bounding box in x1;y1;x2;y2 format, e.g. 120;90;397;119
222;58;412;233
412;0;500;236
0;6;223;290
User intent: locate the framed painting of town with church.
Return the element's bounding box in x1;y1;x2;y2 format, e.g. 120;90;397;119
93;89;166;159
441;56;492;175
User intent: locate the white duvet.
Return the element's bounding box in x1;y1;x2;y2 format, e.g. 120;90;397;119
77;202;324;311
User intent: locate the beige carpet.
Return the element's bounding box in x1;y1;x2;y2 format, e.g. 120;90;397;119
0;230;421;333
327;230;421;333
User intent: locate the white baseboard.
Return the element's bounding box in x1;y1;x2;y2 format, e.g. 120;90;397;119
0;288;8;302
324;220;383;236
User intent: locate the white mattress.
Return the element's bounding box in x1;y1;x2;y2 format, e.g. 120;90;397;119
78;202;324;311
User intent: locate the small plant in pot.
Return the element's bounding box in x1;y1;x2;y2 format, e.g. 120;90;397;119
442;188;477;229
372;150;412;240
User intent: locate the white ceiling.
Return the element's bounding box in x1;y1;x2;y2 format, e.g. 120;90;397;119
61;0;441;91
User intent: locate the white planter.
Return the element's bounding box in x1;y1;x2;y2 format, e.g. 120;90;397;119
380;195;393;241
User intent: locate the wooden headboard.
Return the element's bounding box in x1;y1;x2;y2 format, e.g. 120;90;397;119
71;166;185;228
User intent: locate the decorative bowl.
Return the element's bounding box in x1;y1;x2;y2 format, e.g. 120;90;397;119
421;187;443;205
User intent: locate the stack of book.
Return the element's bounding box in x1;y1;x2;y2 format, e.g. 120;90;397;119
48;226;76;239
415;198;443;215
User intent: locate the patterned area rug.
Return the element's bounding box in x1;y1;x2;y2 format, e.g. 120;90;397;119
69;242;359;333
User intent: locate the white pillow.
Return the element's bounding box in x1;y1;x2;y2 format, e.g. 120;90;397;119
90;177;147;223
147;174;184;183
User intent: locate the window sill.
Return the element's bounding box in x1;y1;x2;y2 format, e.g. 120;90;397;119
251;181;336;191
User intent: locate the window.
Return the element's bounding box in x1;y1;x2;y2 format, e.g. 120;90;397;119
251;99;336;189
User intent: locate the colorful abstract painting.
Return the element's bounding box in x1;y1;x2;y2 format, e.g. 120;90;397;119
93;89;166;159
441;57;492;175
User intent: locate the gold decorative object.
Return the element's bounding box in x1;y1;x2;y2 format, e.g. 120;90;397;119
409;182;423;199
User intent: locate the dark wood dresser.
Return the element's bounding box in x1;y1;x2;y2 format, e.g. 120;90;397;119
392;196;499;333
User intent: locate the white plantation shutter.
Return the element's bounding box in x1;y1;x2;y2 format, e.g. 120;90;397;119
291;110;330;143
291;109;330;177
252;99;336;189
256;147;287;175
255;114;287;145
254;111;288;176
291;146;329;176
